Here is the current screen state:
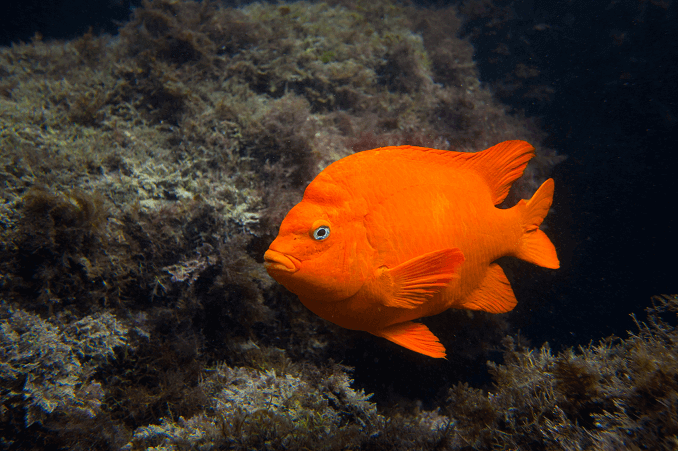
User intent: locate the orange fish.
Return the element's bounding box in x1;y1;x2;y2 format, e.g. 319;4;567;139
264;140;559;358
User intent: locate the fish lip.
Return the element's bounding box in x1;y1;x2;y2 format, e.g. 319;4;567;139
263;249;300;273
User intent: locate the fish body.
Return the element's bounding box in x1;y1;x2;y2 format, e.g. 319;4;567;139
264;141;559;358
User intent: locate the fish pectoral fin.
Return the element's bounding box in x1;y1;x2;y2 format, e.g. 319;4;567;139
463;263;517;313
378;248;465;309
373;321;446;358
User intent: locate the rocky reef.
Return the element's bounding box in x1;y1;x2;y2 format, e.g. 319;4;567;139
2;1;669;450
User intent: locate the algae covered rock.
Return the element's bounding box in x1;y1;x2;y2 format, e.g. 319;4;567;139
0;0;575;449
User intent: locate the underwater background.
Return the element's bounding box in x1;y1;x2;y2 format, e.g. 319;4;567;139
0;0;676;449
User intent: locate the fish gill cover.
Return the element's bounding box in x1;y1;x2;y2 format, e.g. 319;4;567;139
0;0;673;449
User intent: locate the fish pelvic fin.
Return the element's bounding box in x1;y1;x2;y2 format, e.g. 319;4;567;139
515;178;560;269
463;263;517;313
467;140;536;205
373;321;447;358
378;248;465;309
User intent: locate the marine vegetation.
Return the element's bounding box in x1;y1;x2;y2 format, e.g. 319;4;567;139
3;289;677;450
446;294;678;450
1;0;669;450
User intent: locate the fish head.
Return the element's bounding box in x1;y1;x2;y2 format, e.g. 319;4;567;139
264;179;371;302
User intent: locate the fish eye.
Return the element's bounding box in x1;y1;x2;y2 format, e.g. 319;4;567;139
312;225;330;241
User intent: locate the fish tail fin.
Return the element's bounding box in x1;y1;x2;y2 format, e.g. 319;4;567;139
515;178;560;269
467;140;536;205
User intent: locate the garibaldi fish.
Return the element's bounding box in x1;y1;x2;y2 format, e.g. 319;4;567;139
264;140;559;358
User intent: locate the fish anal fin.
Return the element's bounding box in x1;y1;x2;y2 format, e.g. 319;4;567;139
379;248;465;309
463;263;517;313
374;321;447;358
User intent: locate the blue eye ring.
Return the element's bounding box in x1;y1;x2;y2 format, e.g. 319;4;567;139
312;225;330;241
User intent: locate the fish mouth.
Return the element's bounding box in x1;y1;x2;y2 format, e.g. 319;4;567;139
263;249;300;273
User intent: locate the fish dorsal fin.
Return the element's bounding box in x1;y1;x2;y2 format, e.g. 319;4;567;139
463;263;517;313
464;140;536;205
378;248;465;309
373;321;447;358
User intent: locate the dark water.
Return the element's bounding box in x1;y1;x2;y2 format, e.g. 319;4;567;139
467;0;678;348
